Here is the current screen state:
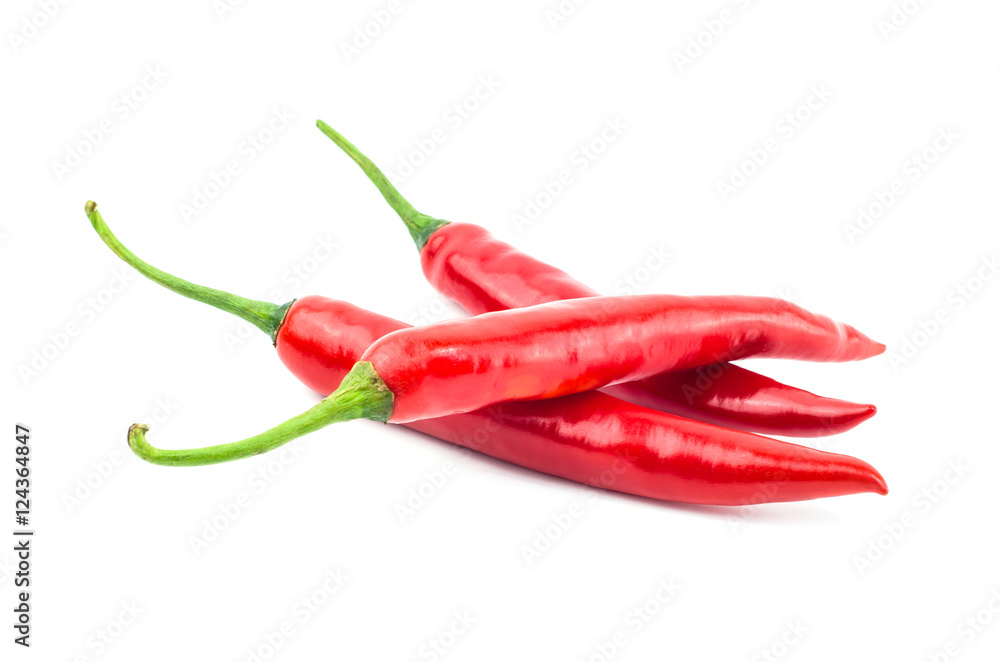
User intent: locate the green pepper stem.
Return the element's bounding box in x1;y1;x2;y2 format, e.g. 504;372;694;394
315;120;448;251
128;362;394;466
84;201;292;344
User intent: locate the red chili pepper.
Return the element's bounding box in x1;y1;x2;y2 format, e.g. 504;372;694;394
85;202;883;470
86;204;887;503
316;121;878;437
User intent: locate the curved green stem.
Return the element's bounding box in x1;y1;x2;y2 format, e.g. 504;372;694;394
315;120;448;251
128;362;394;466
84;201;292;344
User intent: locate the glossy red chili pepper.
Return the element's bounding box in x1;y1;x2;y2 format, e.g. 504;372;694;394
85;203;882;467
280;296;888;504
316;121;878;437
85;205;887;503
358;292;882;424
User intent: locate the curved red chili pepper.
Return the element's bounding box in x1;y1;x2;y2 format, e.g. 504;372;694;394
84;203;883;468
359;292;883;423
83;205;887;502
317;122;879;437
602;370;875;438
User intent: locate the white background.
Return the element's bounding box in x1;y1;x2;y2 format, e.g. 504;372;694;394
3;1;999;660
